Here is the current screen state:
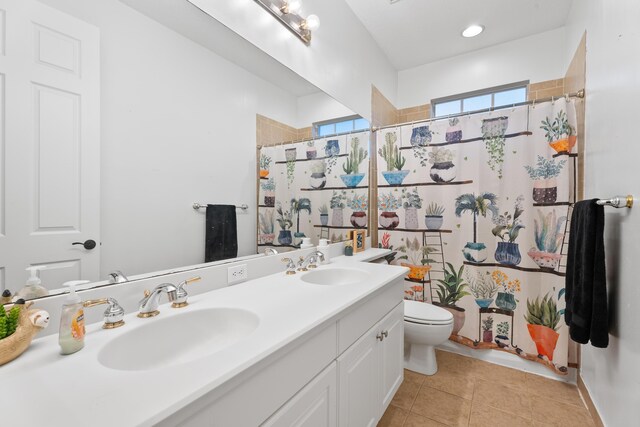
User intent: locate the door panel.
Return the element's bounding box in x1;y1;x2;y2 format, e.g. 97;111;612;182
380;303;405;414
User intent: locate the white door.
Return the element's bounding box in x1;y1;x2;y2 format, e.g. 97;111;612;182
0;0;100;293
379;303;405;414
337;326;380;427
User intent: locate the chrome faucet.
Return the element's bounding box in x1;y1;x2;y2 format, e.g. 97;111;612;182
301;251;325;270
138;283;178;318
107;270;129;284
282;258;296;275
264;248;279;256
83;297;125;329
172;276;202;308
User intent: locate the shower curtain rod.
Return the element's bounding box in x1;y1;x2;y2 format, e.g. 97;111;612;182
372;89;585;132
256;128;370;149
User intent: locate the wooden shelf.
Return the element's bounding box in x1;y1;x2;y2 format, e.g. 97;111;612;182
259;176;269;180
258;205;274;208
379;227;452;233
313;225;366;230
257;243;300;248
398;131;533;149
275;153;348;164
552;151;578;158
479;307;514;316
404;277;431;284
532;202;572;207
379;180;473;188
301;186;368;191
463;261;566;277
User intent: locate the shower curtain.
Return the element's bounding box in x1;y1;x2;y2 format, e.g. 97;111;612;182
376;99;578;375
258;131;370;252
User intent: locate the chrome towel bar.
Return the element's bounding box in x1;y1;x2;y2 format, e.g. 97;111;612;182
596;195;633;208
192;203;249;211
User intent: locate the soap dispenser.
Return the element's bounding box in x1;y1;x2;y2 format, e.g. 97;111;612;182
317;239;330;264
16;266;49;299
59;280;89;355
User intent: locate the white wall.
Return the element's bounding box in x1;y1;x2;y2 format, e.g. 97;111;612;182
565;1;640;425
39;0;300;277
187;0;398;120
296;92;356;128
397;28;567;108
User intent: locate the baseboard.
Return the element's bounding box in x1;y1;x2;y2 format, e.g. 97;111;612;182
437;341;577;383
577;374;605;427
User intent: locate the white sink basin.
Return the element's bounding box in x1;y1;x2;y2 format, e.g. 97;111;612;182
300;268;370;286
98;308;259;371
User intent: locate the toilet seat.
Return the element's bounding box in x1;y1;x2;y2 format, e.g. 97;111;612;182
404;300;453;326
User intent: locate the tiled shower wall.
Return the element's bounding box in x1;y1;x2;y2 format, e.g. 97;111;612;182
256;114;312;147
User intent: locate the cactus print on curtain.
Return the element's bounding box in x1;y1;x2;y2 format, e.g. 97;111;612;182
376;99;578;375
258;131;370;252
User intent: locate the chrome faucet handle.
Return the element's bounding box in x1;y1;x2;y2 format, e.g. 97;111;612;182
83;297;125;329
107;270;129;284
297;256;308;272
282;258;296;275
172;276;202;308
302;251;324;269
138;283;178;318
264;248;279;256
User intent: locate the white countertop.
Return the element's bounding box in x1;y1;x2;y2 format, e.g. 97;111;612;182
1;249;405;426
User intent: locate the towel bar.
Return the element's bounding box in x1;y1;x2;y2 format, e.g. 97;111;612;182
596;195;633;208
192;203;249;211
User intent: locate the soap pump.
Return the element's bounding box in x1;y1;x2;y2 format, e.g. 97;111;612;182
16;266;49;300
58;280;89;355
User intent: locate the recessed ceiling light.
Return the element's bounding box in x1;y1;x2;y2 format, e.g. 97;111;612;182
462;25;484;38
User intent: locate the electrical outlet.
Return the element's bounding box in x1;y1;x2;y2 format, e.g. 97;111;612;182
227;264;248;285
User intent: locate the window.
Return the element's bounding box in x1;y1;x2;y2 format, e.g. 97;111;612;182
432;82;528;118
314;115;370;137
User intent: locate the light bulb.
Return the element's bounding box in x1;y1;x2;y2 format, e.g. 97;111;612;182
462;24;484;38
304;14;320;31
287;0;301;14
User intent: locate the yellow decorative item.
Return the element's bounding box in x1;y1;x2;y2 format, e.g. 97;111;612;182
401;263;432;281
0;301;49;366
548;135;577;153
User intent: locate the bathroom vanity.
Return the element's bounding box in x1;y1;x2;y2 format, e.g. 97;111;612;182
2;253;407;427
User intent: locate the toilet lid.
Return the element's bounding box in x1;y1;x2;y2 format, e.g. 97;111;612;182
404;301;454;325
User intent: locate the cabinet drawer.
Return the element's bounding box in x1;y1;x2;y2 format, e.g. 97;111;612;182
337;278;404;354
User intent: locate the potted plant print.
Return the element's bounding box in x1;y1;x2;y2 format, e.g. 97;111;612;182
258;210;275;244
424;202;445;230
259;153;272;178
340;137;367;188
410;125;433;147
525;293;562;361
482;116;509;178
378;132;409;186
275;204;293;245
309;160;327;189
466;269;499;308
433;263;470;335
491;270;520;311
528;209;567;270
541;110;576;154
318;204;329;226
397;237;437;281
524;155;567;204
306;140;317;159
445;117;462;143
455;192;499;263
401;187;422;229
330;190;347;227
285;147;297;185
377;191;402;229
495;321;510;348
291;197;311;245
491;195;525;266
378;232;398;264
428;147;456;183
482;316;494;343
347;194;368;229
261;178;276;207
325;139;340;173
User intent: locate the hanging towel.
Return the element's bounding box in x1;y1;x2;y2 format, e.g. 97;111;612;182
205;204;238;262
565;199;608;348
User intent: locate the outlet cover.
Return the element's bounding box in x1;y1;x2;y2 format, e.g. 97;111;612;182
228;264;248;285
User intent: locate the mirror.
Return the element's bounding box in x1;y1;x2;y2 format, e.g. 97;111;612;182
0;0;366;301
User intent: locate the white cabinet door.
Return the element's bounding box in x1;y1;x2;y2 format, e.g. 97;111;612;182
337;326;380;427
379;303;404;414
262;362;337;427
0;0;100;292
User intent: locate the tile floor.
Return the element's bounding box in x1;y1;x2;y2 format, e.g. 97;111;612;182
379;350;595;427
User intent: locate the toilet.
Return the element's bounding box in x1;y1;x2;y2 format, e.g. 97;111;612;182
404;300;454;376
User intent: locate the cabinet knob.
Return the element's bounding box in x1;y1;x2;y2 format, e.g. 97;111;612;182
376;333;384;341
382;330;388;338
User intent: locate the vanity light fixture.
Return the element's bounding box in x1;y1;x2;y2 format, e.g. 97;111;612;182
253;0;320;45
462;24;484;38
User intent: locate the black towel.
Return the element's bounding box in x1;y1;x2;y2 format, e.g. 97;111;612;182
205;204;238;262
565;199;608;348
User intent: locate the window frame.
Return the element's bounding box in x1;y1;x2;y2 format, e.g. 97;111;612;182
313;114;369;138
431;81;529;118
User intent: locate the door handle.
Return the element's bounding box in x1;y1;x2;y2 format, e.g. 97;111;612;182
72;239;97;250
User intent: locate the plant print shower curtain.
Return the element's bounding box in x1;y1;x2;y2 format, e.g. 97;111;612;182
258;131;370;252
376;99;578;375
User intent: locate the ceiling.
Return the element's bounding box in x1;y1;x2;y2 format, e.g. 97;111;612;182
344;0;574;70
